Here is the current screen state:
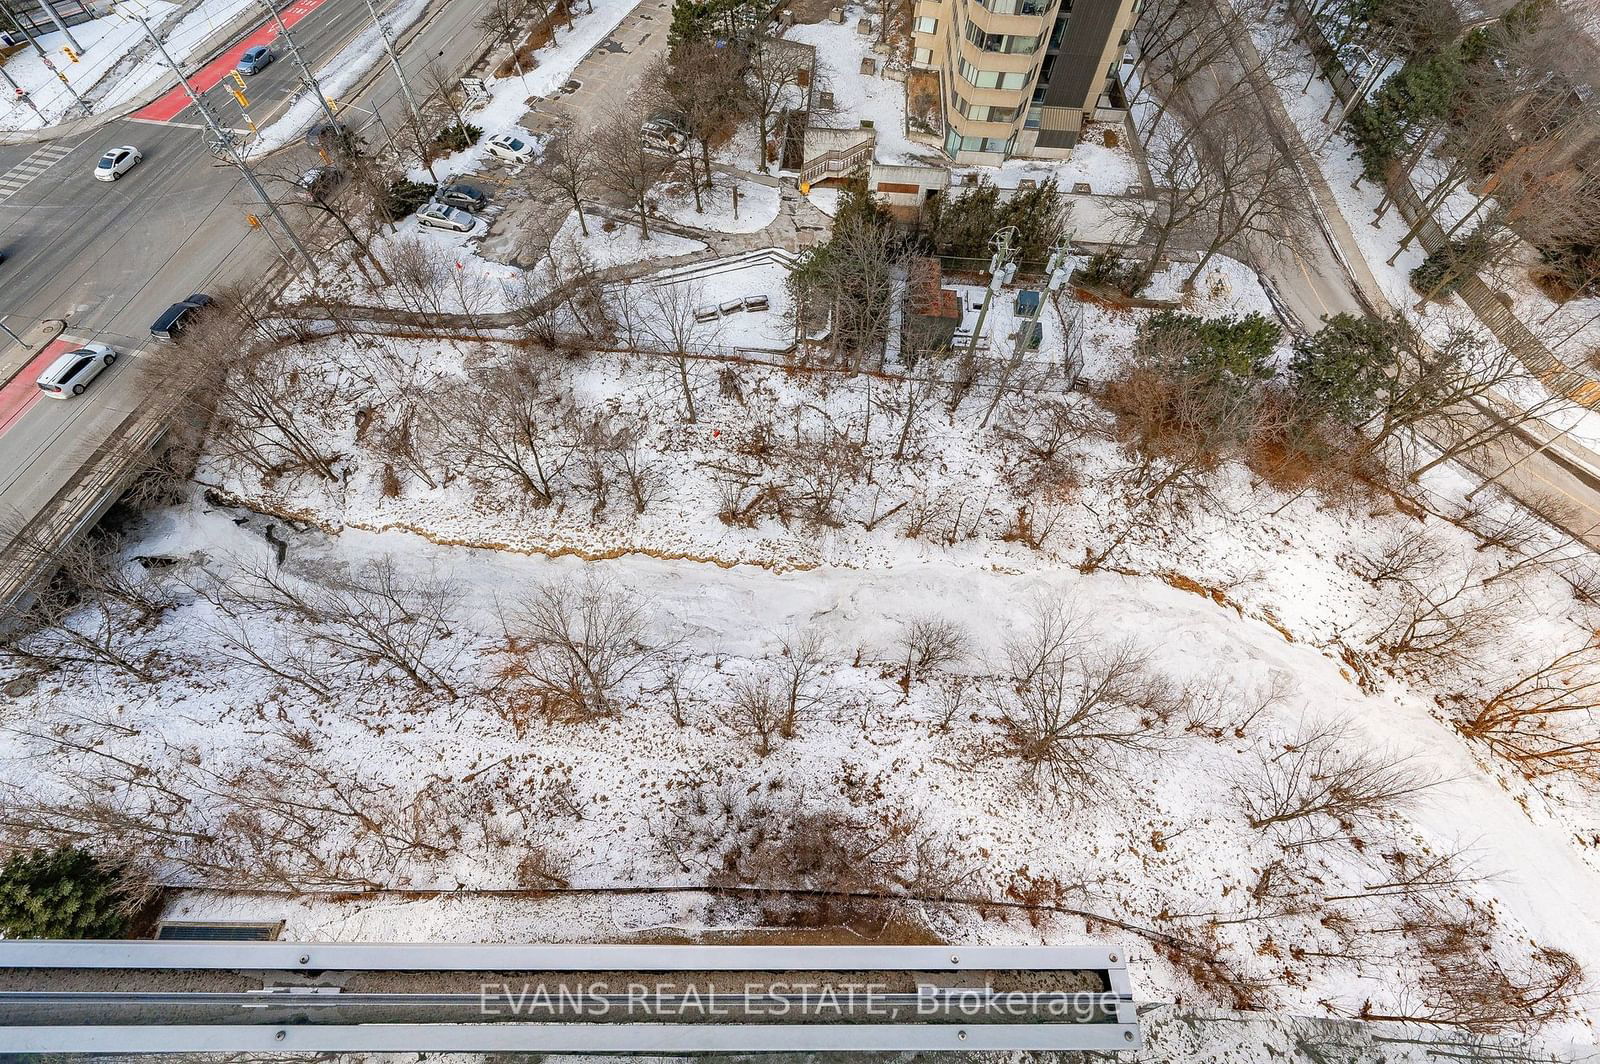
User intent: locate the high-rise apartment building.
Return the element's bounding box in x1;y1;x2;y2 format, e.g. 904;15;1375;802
910;0;1140;162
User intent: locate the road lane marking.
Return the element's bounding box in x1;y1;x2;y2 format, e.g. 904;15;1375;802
0;336;83;437
131;0;335;123
0;143;76;202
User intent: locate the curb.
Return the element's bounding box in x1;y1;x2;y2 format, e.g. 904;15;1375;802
0;0;290;146
0;317;67;392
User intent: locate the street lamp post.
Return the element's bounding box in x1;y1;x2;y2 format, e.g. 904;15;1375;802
259;0;340;128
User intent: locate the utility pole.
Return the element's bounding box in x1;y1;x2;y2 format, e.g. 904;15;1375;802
8;0;90;116
0;66;43;122
981;236;1072;428
950;225;1018;411
355;0;437;180
37;0;82;54
118;5;316;274
259;0;338;127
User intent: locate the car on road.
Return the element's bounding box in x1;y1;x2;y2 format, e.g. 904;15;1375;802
93;146;142;182
237;45;273;74
36;342;116;399
297;165;346;200
150;293;214;343
417;202;476;233
436;182;488;212
485;133;534;162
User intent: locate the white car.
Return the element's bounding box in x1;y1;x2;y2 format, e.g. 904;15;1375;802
94;145;142;182
417;202;476;233
36;342;116;399
485;132;534;162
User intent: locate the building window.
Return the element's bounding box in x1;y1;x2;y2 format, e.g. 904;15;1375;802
943;130;1013;156
914;15;937;32
964;21;1040;53
1025;105;1042;129
975;0;1052;14
957;58;1031;89
913;46;932;63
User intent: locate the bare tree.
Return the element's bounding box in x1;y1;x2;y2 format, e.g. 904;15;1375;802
648;44;748;200
728;674;785;756
595;102;675;240
1373;567;1514;673
437;357;576;505
773;625;831;738
1459;637;1600;776
534;120;601;237
1349;525;1443;586
226;556;465;700
895;616;969;687
743;35;810;171
1238;721;1437;832
988;599;1179;800
0;531;171;683
505;573;660;720
641;280;722;421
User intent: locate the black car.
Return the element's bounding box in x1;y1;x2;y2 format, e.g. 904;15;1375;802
150;294;214;343
436;182;488;212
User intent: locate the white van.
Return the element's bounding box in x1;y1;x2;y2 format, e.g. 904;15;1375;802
37;343;116;399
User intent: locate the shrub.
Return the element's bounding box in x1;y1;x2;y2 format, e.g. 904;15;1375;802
1139;311;1282;380
1075;249;1147;296
384;179;437;220
0;847;143;939
1411;230;1492;300
434;122;483;152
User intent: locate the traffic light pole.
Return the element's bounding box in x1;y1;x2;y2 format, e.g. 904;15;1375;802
119;6;316;275
259;0;339;127
37;0;82;54
0;66;43;122
355;0;438;180
7;0;91;117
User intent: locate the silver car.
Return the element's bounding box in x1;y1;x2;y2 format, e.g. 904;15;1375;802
36;342;116;399
417;202;476;232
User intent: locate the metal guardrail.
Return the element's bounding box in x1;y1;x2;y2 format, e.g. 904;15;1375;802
0;942;1141;1053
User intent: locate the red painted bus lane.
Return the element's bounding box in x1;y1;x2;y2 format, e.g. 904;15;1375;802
131;0;336;123
0;338;84;438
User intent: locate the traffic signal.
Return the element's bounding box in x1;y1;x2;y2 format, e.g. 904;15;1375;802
62;45;78;63
230;70;246;91
229;87;249;109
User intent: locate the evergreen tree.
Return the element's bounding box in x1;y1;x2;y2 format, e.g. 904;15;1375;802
1289;313;1407;423
1140;311;1283;381
0;847;140;939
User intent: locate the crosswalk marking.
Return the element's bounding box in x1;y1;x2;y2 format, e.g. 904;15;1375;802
0;142;75;202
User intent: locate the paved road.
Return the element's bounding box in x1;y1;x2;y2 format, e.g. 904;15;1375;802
0;0;489;538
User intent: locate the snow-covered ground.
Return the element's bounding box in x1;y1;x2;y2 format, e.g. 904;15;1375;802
786;5;929;165
0;0;180;130
96;0;260;111
659;174;781;235
9;213;1600;1040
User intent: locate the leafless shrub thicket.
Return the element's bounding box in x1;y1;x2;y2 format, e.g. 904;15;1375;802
1459;638;1600;777
0;532;175;684
1362;907;1582;1033
1237;721;1437;835
196;556;466;701
501;573;661;722
1371;567;1516;674
986;596;1184;800
895;615;969;689
654;777;977;926
993;398;1092;499
1348;525;1443;587
0;724;571;891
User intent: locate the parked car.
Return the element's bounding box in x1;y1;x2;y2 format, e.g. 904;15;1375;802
93;145;142;182
36;342;116;399
641;117;688;156
436;182;488;212
150;294;214;343
417;202;475;232
236;45;273;74
485;132;534;162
